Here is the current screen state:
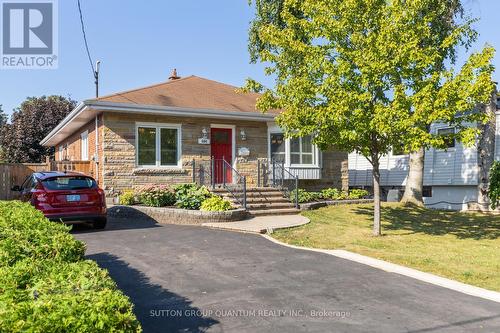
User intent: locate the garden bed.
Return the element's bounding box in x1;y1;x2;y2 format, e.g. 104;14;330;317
109;205;248;224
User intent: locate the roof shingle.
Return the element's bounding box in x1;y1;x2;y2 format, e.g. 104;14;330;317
91;75;279;114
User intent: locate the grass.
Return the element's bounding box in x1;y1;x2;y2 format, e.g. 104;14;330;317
273;203;500;291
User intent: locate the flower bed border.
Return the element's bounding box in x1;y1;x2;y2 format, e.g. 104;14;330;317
108;205;248;225
300;199;374;211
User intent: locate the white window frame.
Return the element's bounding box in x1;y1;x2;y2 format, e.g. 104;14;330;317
80;130;89;161
267;126;320;168
135;122;182;169
289;136;316;167
58;145;64;161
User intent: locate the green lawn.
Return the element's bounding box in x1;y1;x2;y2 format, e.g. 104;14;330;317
273;203;500;291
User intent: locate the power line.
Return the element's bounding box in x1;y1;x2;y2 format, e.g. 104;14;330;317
77;0;96;78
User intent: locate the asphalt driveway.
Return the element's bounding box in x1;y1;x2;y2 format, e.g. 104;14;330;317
73;217;500;333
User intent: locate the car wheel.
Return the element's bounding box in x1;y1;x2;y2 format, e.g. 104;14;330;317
93;217;107;229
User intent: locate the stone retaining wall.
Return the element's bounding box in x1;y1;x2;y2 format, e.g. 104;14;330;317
108;205;248;224
300;199;374;211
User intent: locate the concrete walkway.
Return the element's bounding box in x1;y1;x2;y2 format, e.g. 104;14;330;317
202;214;309;233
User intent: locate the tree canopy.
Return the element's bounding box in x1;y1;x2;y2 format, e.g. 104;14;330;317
0;96;76;163
247;0;495;235
0;105;6;128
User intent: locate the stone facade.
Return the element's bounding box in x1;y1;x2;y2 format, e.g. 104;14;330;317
101;112;269;196
57;111;349;197
108;205;248;224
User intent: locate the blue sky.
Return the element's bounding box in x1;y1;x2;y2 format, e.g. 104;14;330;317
1;0;499;117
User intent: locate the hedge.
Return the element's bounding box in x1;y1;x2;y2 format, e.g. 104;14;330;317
0;201;141;332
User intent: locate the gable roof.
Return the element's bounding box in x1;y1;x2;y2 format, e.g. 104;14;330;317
90;75;279;114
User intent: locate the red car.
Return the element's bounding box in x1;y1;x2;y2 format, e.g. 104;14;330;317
11;171;107;229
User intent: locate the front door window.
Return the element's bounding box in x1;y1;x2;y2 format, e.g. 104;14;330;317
270;133;285;162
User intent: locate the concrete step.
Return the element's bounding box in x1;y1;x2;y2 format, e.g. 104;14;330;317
239;191;285;198
248;208;301;216
247;202;296;210
244;197;291;203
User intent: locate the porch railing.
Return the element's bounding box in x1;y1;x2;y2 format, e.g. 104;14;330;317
192;158;247;210
258;159;299;209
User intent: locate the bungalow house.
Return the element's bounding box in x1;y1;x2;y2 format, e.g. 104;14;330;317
41;71;348;215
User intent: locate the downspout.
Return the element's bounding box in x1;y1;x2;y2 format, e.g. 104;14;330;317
95;114;99;183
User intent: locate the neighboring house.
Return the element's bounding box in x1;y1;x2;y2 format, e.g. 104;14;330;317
349;111;500;210
41;71;348;209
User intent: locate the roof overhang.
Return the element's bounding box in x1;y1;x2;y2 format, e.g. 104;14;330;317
40;101;277;147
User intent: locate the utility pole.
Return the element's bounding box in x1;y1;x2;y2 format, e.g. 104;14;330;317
94;60;100;98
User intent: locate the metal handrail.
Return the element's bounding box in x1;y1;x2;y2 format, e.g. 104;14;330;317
270;160;299;209
220;159;247;209
192;158;247;210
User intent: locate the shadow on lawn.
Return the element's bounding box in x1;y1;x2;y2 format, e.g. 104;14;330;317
353;204;500;240
87;252;219;333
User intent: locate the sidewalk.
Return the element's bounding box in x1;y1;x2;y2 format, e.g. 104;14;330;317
202;214;309;233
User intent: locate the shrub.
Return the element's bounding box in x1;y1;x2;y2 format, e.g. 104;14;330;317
489;161;500;209
0;201;85;267
0;201;141;332
0;260;141;333
348;189;370;199
174;183;212;210
137;185;176;207
289;189;322;203
200;196;232;212
321;188;348;200
119;190;136;206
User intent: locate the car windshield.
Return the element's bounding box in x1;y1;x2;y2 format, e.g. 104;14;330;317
42;176;97;190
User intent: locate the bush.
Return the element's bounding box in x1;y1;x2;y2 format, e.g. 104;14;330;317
137;185;176;207
289;189;322;203
321;188;348;200
0;260;141;333
348;189;370;199
0;201;85;267
174;183;212;210
119;190;136;206
0;201;141;332
200;196;232;212
489;161;500;209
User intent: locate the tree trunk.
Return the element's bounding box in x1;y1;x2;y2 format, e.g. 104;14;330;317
401;147;425;206
372;158;381;236
477;91;497;211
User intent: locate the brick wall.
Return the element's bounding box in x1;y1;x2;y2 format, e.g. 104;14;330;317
54;115;104;184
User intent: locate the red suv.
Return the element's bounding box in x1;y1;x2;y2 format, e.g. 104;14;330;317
11;172;107;229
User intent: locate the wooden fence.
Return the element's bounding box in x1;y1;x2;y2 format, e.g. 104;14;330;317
0;161;94;200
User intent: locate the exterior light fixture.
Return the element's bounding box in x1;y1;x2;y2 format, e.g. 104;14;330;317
240;129;247;141
201;127;209;139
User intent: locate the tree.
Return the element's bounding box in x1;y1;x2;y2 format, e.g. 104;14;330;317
401;0;472;206
247;0;494;235
477;92;497;210
0;105;6;127
0;96;76;163
0;105;7;162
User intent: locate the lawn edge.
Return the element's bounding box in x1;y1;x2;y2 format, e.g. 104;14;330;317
262;234;500;304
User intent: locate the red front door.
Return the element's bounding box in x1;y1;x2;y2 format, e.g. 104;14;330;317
211;128;232;184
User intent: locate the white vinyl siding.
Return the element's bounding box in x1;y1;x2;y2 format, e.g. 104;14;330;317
349;123;479;187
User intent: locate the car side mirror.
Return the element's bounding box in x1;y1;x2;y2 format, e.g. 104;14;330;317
11;185;21;192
